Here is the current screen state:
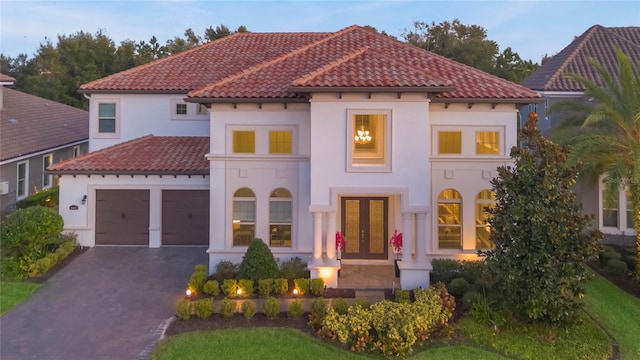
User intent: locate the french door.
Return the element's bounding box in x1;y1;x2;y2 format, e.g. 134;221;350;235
341;197;388;259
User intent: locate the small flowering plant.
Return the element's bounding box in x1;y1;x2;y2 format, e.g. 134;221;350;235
335;231;347;252
390;229;403;254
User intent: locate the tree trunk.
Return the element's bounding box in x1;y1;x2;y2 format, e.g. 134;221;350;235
632;183;640;280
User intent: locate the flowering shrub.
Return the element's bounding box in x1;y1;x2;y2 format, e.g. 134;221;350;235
335;232;347;252
390;229;403;254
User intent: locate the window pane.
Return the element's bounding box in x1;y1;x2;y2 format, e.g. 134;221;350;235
475;190;495;249
476;131;500;154
626;191;634;228
270;188;292;198
269;224;291;247
98;103;115;117
17;163;26;197
270;201;291;222
233;224;254;246
439;189;461;200
269;131;292;154
603;191;619;227
176;103;187;115
18;163;25;178
438;131;461;154
233;131;255;153
99;119;116;133
353;114;385;164
233;201;255;221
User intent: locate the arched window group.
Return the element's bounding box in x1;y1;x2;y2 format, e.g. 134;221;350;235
437;188;496;250
232;187;292;247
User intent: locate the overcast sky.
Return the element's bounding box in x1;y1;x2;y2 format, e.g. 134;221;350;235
1;0;639;63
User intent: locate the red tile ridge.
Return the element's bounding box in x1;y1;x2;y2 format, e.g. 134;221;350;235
188;25;362;98
80;33;245;91
48;135;155;171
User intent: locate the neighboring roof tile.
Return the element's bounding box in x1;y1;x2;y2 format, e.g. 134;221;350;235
521;25;640;91
0;73;16;83
48;135;209;175
81;25;540;102
79;32;330;93
1;88;88;161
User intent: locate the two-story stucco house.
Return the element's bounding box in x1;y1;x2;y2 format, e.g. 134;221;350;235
0;74;89;217
49;26;541;289
520;25;639;239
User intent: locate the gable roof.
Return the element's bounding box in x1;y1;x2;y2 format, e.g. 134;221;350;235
82;25;540;103
47;135;209;175
521;25;640;92
1;88;88;162
0;73;16;84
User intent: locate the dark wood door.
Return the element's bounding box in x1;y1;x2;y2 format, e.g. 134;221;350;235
95;190;149;245
162;190;209;245
341;197;388;259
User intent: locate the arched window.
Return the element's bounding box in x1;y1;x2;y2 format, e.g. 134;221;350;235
233;188;255;246
438;189;462;249
269;188;292;247
475;190;496;249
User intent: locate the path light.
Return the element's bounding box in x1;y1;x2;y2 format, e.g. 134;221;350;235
293;288;299;298
185;288;193;297
236;288;243;296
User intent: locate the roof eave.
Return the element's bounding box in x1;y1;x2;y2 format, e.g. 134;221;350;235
78;89;190;95
431;97;545;104
47;170;209;176
184;97;310;104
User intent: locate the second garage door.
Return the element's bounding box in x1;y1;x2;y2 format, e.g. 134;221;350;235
95;190;150;245
162;190;209;245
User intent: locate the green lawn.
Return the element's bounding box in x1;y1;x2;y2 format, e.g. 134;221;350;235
0;281;40;315
151;328;507;360
583;271;640;360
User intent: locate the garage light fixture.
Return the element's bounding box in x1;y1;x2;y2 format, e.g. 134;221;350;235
81;195;87;205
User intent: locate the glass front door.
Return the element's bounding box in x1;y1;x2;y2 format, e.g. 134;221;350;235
341;197;388;259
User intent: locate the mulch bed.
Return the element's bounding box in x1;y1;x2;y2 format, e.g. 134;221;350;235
588;262;640;298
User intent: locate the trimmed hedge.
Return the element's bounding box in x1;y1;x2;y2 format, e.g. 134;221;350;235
16;187;59;209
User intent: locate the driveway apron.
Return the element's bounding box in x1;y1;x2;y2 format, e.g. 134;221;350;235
1;247;208;360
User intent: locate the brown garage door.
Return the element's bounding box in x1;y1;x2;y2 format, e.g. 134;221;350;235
95;190;150;245
162;190;209;245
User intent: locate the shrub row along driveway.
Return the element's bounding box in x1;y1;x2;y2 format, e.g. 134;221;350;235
0;247;207;360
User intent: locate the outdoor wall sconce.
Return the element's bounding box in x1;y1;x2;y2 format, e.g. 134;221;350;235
81;195;87;205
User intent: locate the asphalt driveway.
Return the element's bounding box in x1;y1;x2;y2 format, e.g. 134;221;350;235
1;247;208;360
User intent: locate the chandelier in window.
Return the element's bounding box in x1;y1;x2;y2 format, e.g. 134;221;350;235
354;118;372;144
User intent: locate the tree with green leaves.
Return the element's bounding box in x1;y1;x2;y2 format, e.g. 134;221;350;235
551;48;640;279
481;112;603;324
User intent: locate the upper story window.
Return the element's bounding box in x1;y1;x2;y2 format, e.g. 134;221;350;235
438;131;462;154
72;146;81;158
17;161;28;199
475;190;496;249
476;131;500;154
438;189;462;249
42;154;53;189
175;103;187;115
270;188;292;247
233;131;255;153
98;103;116;133
269;131;292;154
347;110;391;172
233;188;256;246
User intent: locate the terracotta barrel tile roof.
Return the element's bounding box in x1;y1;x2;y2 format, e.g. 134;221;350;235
48;135;209;175
522;25;640;91
80;25;540;103
0;73;16;83
1;88;88;161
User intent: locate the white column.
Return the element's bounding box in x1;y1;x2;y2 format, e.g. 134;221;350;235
326;212;336;260
401;212;414;263
312;212;323;260
416;212;427;263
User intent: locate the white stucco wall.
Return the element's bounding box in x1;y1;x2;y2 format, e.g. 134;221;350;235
58;174;209;247
88;94;210;151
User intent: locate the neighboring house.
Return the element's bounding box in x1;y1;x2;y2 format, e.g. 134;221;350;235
49;26;541;289
520;25;639;237
0;74;89;217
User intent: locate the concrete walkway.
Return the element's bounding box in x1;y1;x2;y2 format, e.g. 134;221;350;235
0;247;207;360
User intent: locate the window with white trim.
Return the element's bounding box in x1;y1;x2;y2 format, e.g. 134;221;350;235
475;190;496;249
233;188;256;246
269;188;292;247
72;146;81;158
233;131;255;153
269;131;292;154
626;190;634;229
17;161;28;199
476;131;500;154
438;189;462;249
175;103;187;115
347;110;391;172
42;154;53;189
98;103;116;133
438;131;462;154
